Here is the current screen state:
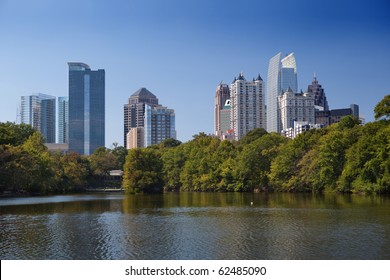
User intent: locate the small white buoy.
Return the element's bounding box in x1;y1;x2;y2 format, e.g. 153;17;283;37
250;201;253;206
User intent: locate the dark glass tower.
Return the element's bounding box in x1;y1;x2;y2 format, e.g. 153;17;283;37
68;62;105;155
307;75;329;111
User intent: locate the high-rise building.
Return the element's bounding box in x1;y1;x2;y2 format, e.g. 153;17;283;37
144;104;176;147
124;88;159;148
214;83;230;137
124;88;175;149
230;73;265;140
278;88;315;132
266;52;298;133
68;62;105;155
58;96;69;144
20;93;56;143
307;75;328;111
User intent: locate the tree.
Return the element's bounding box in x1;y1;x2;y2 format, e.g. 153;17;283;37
111;144;128;170
89;147;117;176
0;122;36;146
235;133;286;191
123;148;164;193
239;128;268;146
374;94;390;120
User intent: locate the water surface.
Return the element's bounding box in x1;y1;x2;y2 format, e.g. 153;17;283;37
1;192;389;259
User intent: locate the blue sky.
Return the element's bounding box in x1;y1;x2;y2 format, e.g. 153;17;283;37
0;0;389;146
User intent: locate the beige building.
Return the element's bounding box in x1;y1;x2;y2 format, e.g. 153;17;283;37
230;73;265;140
126;127;145;149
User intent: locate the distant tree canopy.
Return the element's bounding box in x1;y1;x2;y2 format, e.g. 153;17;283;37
374;94;390;120
0;122;128;194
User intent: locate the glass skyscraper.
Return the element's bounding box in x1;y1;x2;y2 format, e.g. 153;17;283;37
144;104;176;147
266;52;298;133
20;93;56;143
68;62;105;155
58;96;69;144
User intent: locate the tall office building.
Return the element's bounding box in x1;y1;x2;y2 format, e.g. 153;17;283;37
68;62;105;155
58;96;69;144
20;93;56;143
124;88;159;148
230;73;265;140
144;105;176;147
307;75;328;111
278;88;315;132
214;83;230;137
266;52;298;133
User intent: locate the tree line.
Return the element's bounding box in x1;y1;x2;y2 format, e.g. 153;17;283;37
0;122;127;194
1;95;389;195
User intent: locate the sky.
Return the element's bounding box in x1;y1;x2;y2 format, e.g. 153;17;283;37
0;0;389;146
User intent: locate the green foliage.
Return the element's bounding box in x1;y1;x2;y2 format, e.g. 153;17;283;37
123;148;164;193
0;122;36;146
238;128;268;146
111;143;128;170
89;147;117;176
235;133;286;191
374;94;390;120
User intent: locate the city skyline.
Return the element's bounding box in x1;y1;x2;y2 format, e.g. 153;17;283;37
1;0;389;145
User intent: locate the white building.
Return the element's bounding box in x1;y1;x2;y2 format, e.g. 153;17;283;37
282;121;324;139
278;88;315;132
230;73;265;140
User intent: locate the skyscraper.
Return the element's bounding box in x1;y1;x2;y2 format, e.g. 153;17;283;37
58;96;69;144
230;73;265;140
214;83;230;137
144;104;176;147
124;88;176;149
307;75;328;111
68;62;105;155
266;52;298;133
20;93;56;143
124;88;159;148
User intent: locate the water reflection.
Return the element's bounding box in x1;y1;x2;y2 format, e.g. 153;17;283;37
0;193;389;259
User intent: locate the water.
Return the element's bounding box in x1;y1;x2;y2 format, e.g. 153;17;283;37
0;192;389;259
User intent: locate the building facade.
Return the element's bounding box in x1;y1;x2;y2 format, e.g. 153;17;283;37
230;73;265;140
58;96;69;144
123;88;159;148
278;88;315;132
144;105;176;147
266;52;298;133
68;62;105;155
214;83;230;138
282;121;324;139
307;75;328;111
20;93;56;143
315;104;360;126
126;127;145;149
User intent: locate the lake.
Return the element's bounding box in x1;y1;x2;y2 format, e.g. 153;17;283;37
0;192;389;259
